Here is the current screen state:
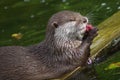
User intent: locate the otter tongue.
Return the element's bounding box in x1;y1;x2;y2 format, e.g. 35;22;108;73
86;24;93;32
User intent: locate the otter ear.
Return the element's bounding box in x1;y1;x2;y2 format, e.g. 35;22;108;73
52;22;58;28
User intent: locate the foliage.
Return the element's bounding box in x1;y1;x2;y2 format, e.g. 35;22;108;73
105;62;120;70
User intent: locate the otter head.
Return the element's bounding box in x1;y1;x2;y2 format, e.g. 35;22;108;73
46;11;89;44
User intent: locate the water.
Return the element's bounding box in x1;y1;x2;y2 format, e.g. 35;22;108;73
0;0;119;46
0;0;120;80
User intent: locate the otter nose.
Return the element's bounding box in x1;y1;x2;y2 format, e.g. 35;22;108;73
83;17;88;23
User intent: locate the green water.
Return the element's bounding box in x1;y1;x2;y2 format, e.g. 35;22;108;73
95;51;120;80
0;0;120;80
0;0;120;46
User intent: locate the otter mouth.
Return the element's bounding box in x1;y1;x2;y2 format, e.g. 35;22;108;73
86;24;93;32
76;24;94;40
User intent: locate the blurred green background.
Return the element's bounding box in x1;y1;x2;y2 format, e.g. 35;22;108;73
0;0;120;80
0;0;120;46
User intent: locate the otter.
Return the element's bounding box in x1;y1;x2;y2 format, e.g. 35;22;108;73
0;10;98;80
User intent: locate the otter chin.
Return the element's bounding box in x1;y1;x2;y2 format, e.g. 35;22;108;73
0;10;98;80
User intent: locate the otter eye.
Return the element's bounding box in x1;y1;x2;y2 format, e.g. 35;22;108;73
70;19;75;21
69;18;75;21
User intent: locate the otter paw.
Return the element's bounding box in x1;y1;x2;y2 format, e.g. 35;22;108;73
87;27;98;40
89;27;98;36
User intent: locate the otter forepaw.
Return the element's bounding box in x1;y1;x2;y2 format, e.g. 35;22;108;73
89;27;98;36
86;27;98;41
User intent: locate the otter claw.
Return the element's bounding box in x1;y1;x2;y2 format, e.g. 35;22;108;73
87;58;92;64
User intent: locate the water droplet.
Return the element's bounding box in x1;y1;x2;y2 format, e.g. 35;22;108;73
62;0;66;2
106;7;110;9
118;6;120;10
101;3;106;6
9;39;12;42
116;2;119;5
1;29;5;32
24;0;30;2
30;14;35;18
66;2;69;5
4;6;8;10
41;0;45;3
45;3;49;5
